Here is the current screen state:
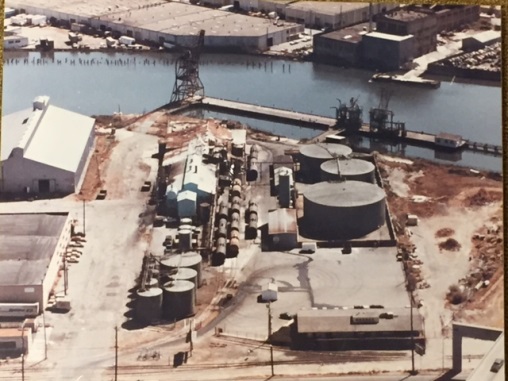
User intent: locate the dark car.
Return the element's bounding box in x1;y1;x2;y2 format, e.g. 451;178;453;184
279;312;294;320
490;358;504;373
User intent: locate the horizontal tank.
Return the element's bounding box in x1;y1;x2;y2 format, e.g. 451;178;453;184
299;143;353;183
245;214;258;240
211;251;226;266
162;280;195;321
227;238;239;258
216;237;227;256
303;181;386;239
231;184;242;198
320;158;375;183
217;218;228;238
218;203;229;220
135;287;162;324
230;219;240;234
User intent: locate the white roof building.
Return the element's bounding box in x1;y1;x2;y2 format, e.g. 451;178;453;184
182;137;217;200
1;96;95;195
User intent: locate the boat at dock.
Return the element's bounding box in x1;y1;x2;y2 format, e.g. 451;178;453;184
370;73;441;89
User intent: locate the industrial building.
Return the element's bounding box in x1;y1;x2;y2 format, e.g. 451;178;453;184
267;208;298;250
412;4;480;32
7;0;303;51
0;328;31;356
291;307;425;350
1;96;95;195
0;213;71;310
361;31;415;70
302;181;386;240
181;139;217;202
462;30;501;52
376;9;437;57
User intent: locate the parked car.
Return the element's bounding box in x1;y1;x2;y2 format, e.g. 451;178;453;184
491;358;504;373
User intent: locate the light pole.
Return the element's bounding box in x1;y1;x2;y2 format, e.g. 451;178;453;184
20;320;26;381
266;302;274;377
409;290;418;376
42;310;47;360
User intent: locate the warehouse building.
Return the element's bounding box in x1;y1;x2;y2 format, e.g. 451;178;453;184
1;96;95;196
462;30;501;52
267;208;298;250
313;23;368;66
0;213;71;310
8;0;302;51
182;139;217;202
291;307;425;350
362;32;415;70
412;4;480;32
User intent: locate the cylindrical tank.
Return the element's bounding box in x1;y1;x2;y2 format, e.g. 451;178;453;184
245;214;258;240
303;181;386;239
160;253;202;285
162;280;195;321
231;212;240;223
180;217;193;225
232;178;242;187
218;203;229;220
230;229;240;240
231;201;241;215
320;158;375;183
199;203;211;224
216;237;227;256
135;287;163;324
211;250;226;266
217;218;228;238
299;143;352;182
230;219;240;234
227;238;239;258
178;229;192;252
246;163;259;182
231;184;242;198
179;224;193;232
169;267;197;284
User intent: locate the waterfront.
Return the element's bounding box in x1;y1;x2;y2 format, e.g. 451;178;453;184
3;51;502;170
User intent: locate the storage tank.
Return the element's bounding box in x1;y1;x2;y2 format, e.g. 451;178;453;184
231;184;242;198
180;218;193;225
198;202;211;224
160;252;202;286
216;237;227;256
299;143;352;182
245;214;258;240
227;238;239;258
303;181;386;239
178;229;192;252
217;218;228;238
162;280;195;321
231;212;240;223
320;158;375;183
135;287;163;324
218;203;229;220
211;250;226;266
230;219;240;234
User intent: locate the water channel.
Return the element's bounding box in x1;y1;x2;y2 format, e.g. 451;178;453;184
3;50;502;171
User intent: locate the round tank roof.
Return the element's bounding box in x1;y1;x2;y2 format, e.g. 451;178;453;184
299;143;352;159
304;181;385;207
321;158;375;176
161;253;202;268
172;267;198;280
163;280;195;292
137;287;163;297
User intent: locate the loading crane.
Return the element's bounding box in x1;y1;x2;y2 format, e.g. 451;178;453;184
333;96;362;132
170;30;206;105
369;89;406;137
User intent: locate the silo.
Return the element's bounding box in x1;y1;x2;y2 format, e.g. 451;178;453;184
160;253;202;286
227;238;239;258
303;181;386;239
178;229;192;252
162;280;195;321
299;143;352;182
320;159;375;183
135;287;163;324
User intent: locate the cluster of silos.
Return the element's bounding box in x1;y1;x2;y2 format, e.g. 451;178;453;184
245;200;258;240
246;144;260;182
159;253;203;321
302;181;386;239
298;143;352;183
320;158;375;183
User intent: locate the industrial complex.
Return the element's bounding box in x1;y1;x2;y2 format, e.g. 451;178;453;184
0;2;504;381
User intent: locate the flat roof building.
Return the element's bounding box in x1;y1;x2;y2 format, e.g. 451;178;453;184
0;213;71;310
267;208;298;250
313;23;368;66
1;96;95;196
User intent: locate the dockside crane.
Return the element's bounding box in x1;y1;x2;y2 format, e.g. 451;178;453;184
369;89;406;137
333;96;362;132
170;30;206;105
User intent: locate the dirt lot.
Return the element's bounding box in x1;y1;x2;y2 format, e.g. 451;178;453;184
377;154;503;335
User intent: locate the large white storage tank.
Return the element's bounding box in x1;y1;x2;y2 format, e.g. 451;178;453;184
299;143;352;182
303;181;386;239
160;252;202;286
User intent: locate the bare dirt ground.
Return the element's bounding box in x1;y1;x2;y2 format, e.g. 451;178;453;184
377;154;503;368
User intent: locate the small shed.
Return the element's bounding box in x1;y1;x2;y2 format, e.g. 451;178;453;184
261;282;278;302
435;133;464;149
177;190;197;219
268;209;298;250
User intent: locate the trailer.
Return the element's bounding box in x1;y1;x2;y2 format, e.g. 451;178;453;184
119;36;135;46
0;303;39;318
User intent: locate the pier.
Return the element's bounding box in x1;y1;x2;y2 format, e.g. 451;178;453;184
200;97;337;129
168;97;502;157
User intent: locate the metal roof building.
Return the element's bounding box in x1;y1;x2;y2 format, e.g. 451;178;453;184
1;96;95;195
182;138;217;201
0;213;71;310
293;307;425;350
267;208;298;250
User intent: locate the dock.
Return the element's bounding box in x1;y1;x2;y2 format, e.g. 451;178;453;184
167;98;502;157
200;97;337;129
370;73;441;89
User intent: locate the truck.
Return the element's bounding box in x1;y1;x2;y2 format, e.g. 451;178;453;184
118;35;135;46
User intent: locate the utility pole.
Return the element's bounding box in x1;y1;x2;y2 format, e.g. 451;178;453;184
43;310;48;360
82;200;86;236
114;326;119;381
20;320;26;381
63;253;68;296
409;290;418;375
267;302;274;377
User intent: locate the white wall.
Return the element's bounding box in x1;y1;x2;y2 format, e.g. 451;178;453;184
74;126;96;193
3;36;29;49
